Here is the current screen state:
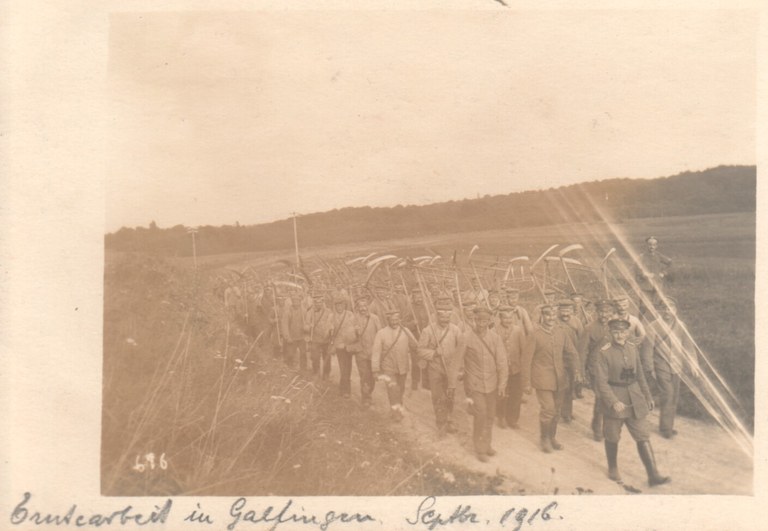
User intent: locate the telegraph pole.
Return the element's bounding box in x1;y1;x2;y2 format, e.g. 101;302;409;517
292;212;300;266
187;226;199;270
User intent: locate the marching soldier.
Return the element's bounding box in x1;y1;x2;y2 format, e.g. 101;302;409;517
642;296;700;439
417;295;465;437
458;306;508;462
495;305;530;429
353;296;382;408
372;309;418;421
557;299;583;423
523;304;581;453
577;298;615;441
329;294;359;397
280;292;306;369
502;287;534;335
612;295;646;345
595;318;670;486
306;292;333;379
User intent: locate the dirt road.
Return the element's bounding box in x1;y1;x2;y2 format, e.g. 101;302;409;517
335;365;752;496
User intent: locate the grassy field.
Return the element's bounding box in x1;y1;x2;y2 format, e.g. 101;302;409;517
103;211;754;495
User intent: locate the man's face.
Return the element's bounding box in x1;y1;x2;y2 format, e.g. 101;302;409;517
646;239;658;254
598;306;613;323
471;279;480;289
489;294;501;307
357;302;369;316
661;303;677;323
313;299;324;310
387;313;401;328
542;311;557;329
376;288;388;299
615;300;629;315
611;327;629;345
500;315;514;328
412;292;424;305
437;310;451;326
474;314;491;331
334;302;345;314
572;296;583;306
558;307;573;321
506;293;519;307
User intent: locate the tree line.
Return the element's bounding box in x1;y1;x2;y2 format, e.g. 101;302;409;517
105;165;755;256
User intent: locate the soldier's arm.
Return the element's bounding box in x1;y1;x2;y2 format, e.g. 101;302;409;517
636;348;653;404
564;332;582;381
448;328;466;389
371;331;383;373
595;348;620;407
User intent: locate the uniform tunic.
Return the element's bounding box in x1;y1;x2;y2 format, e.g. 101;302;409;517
595;340;653;442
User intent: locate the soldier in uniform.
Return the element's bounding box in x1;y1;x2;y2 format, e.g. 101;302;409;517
417;295;465;437
372;309;417;421
329;294;359;397
306;292;333;379
595;318;670;486
523;304;581;453
557;299;583;423
577;298;615;441
353;296;382;408
280;292;306;369
495;305;530;429
458;306;508;462
635;236;673;319
503;287;534;335
642;296;700;439
612;295;646;345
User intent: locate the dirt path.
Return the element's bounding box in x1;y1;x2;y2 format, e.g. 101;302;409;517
337;366;753;496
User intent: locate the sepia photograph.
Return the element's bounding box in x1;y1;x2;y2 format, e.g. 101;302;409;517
101;9;754;498
2;1;766;530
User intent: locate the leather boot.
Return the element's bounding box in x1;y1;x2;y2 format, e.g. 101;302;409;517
550;419;564;450
591;412;604;441
540;421;553;453
637;441;671;486
605;441;621;481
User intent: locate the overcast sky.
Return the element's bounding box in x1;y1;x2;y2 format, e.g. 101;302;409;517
106;9;756;232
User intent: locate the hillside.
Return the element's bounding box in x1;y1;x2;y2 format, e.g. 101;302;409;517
105;165;755;256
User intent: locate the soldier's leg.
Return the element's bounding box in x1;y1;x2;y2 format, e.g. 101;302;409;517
669;373;681;435
284;341;298;369
590;369;604;441
429;369;448;430
496;379;508;429
603;417;624;481
383;373;403;420
410;351;421;390
535;389;556;453
507;372;523;428
628;417;670;486
484;392;497;455
397;373;407;403
322;345;333;380
310;343;321;375
298;341;308;372
467;389;488;460
561;368;574;422
355;356;374;406
550;387;565;450
421;365;431;391
337;348;352;396
656;370;676;437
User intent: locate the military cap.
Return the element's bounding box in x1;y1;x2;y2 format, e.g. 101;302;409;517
539;303;557;314
645;236;658;243
594;298;614;309
557;299;575;308
543;288;557;295
655;296;678;309
462;300;477;308
384;308;401;316
473;306;492;317
332;294;347;304
355;295;370;306
504;286;520;294
497;304;515;315
611;294;629;303
608;318;631;330
435;299;453;311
